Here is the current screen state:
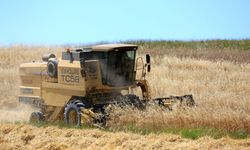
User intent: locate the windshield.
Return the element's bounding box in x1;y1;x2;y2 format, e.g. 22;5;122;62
106;50;136;86
125;51;136;60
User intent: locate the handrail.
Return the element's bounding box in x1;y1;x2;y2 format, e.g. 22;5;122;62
135;57;146;80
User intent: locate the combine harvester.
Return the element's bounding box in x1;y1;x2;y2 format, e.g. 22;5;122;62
19;44;195;126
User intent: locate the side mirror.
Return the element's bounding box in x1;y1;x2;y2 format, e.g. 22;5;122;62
147;64;151;72
146;54;151;72
146;54;150;64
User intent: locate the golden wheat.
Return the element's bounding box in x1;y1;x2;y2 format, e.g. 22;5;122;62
0;44;249;149
0;45;249;132
109;56;250;132
1;123;250;149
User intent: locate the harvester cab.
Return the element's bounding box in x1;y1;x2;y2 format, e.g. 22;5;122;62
19;44;195;126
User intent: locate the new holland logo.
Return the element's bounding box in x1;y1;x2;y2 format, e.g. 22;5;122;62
61;68;80;83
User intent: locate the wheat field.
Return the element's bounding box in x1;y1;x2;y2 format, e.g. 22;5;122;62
1;123;250;150
109;56;250;133
0;41;249;149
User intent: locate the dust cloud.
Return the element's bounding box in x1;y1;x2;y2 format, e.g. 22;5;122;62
0;103;38;123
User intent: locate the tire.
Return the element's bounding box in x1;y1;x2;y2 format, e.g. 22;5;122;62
30;112;44;123
64;101;84;126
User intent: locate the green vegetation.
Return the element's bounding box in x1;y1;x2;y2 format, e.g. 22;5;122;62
126;39;250;50
109;124;249;140
124;39;250;63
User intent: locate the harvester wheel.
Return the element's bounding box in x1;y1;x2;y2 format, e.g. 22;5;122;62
64;102;82;126
30;112;44;123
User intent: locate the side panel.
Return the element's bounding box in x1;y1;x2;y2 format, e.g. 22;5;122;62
40;60;87;107
57;60;85;85
42;82;86;107
19;86;40;96
19;62;47;87
19;63;46;107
